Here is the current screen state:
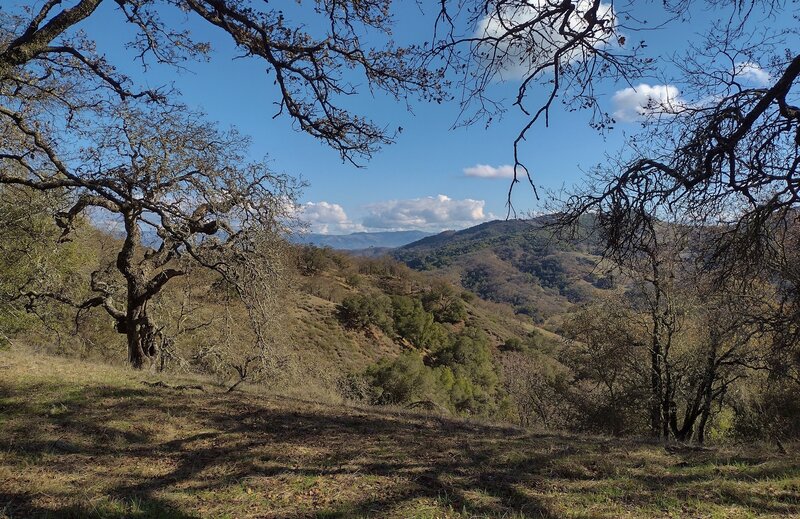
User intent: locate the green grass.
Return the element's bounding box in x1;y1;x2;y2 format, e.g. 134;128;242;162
1;349;798;518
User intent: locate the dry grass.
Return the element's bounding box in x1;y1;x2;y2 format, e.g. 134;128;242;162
1;349;798;518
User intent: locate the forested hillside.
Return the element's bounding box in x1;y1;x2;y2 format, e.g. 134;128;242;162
1;0;799;516
0;196;545;422
393;217;616;325
391;215;800;441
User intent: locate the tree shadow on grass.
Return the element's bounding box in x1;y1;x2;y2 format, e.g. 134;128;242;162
0;491;200;519
1;382;798;518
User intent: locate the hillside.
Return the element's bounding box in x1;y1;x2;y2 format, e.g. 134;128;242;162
1;349;798;519
393;218;614;325
284;246;552;414
290;246;540;375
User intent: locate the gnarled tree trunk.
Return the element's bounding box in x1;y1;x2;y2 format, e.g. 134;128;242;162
124;301;159;370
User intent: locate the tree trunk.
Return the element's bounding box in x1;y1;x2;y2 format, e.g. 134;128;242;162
662;359;672;439
125;292;158;370
695;337;720;444
696;398;712;444
670;403;699;442
650;318;663;438
118;210;158;370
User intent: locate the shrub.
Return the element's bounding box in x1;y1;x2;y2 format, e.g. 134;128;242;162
430;327;502;416
366;352;447;407
336;294;393;334
344;272;362;288
297;245;334;276
363;326;508;417
421;281;467;323
500;351;572;428
391;296;441;348
500;337;526;352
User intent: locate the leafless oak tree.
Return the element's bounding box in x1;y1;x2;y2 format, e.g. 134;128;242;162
11;105;298;368
427;1;797;218
0;0;448;368
427;0;647;206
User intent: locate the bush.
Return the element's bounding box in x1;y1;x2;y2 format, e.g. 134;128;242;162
500;337;526;352
732;382;800;441
363;326;508;418
344;272;362;287
430;327;502;416
500;351;572;428
336;294;394;334
421;281;467;324
391;296;443;348
297;245;334;276
366;352;447;407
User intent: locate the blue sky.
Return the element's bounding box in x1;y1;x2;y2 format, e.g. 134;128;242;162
59;0;776;233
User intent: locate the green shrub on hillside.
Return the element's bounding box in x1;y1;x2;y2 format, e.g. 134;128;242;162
500;337;526;352
430;327;502;415
366;352;449;407
421;281;467;323
336;294;394;334
344;272;362;288
363;325;509;418
390;296;445;348
500;330;552;354
297;246;335;276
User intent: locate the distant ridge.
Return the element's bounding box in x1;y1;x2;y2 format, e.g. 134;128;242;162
293;230;433;250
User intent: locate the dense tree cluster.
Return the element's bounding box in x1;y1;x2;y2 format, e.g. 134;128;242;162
365;326;509;417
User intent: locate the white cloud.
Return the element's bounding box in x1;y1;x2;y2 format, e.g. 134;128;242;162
477;0;617;79
363;195;489;231
612;83;686;122
734;62;770;86
463;164;515;179
299;201;364;234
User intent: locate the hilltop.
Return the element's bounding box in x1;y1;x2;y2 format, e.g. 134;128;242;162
1;349;797;518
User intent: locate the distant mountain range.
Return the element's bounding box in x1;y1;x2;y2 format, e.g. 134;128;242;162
293;230;433;250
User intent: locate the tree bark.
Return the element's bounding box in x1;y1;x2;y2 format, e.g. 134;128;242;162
695;334;720;444
650;332;663;437
125;294;159;370
118;210;160;370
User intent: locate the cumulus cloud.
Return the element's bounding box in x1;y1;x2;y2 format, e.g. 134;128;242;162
734;62;770;86
363;195;489;231
612;83;686;122
299;201;364;234
463;164;515;179
477;0;617;79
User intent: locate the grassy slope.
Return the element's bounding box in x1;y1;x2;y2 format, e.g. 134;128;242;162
287;264;539;381
1;350;798;519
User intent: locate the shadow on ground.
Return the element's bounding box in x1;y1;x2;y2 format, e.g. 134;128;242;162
1;379;798;518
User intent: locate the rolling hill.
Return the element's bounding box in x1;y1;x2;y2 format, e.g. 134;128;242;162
392;217;616;326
